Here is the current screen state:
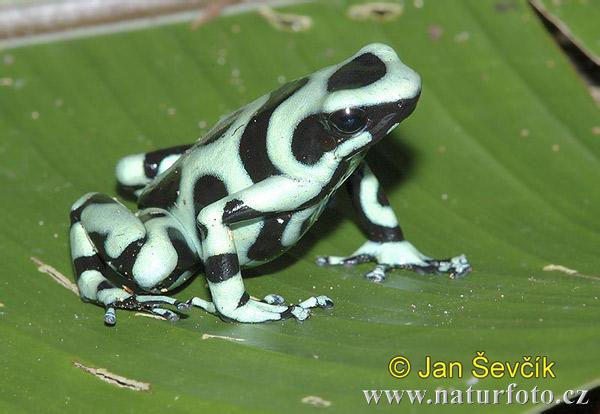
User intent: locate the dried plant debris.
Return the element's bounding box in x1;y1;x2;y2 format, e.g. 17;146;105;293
192;0;241;29
258;6;312;32
1;0;212;40
529;0;600;106
202;333;246;342
301;395;332;407
543;264;600;281
530;0;600;66
72;361;152;392
348;2;403;22
31;256;79;295
134;312;167;321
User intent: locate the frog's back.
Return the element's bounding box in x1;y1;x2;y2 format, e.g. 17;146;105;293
136;107;245;213
137;76;314;212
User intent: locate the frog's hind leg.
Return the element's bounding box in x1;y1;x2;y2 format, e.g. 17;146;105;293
70;192;198;324
70;223;187;324
116;144;191;198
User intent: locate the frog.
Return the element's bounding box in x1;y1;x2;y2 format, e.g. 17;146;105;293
69;43;471;325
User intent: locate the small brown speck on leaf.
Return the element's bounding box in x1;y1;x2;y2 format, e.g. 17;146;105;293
428;25;443;41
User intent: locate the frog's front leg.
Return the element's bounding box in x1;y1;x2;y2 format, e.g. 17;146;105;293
192;176;333;323
317;163;471;281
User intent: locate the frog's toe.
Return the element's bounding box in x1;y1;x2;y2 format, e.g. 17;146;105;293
364;264;391;283
151;308;180;323
135;295;189;312
409;254;472;279
290;306;312;322
187;297;217;315
298;295;334;309
213;293;333;323
316;254;373;267
176;301;191;311
263;294;333;322
443;254;472;278
316;256;332;266
263;294;286;305
102;295;190;324
104;307;117;325
286;295;335;322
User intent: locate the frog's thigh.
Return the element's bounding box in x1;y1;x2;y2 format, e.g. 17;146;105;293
135;208;199;291
71;193;198;292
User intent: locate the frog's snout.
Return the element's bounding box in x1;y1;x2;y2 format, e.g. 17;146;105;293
397;91;420;122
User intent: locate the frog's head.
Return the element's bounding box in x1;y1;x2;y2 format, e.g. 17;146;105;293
319;43;421;160
282;43;421;169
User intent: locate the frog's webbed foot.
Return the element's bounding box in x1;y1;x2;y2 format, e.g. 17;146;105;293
104;295;190;325
231;294;333;323
186;293;288;316
191;293;333;323
398;255;472;279
261;293;335;310
262;293;286;305
317;240;471;282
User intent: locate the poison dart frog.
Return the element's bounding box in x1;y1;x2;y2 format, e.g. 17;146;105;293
69;43;471;325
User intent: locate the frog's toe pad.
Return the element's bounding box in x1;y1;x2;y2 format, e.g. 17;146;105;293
290;306;312;322
364;265;390;283
152;308;180;323
298;295;334;310
446;254;472;278
176;302;191;311
423;254;472;278
104;307;116;325
263;294;286;305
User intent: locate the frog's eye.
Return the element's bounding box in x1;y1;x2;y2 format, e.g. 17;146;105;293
328;107;368;135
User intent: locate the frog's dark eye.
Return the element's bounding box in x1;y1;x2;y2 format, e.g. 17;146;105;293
328;107;368;135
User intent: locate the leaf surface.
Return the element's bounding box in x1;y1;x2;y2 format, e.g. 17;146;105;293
1;1;599;412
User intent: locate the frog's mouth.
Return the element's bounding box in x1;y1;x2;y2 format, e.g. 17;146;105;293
366;93;420;144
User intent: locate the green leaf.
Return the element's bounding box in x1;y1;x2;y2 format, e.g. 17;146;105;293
1;1;599;412
531;0;600;65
